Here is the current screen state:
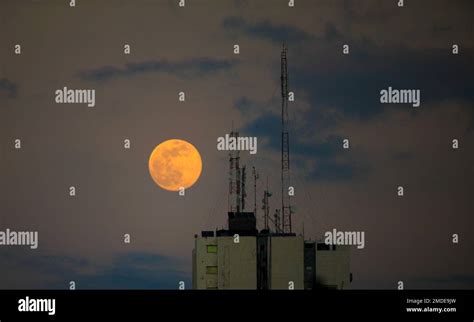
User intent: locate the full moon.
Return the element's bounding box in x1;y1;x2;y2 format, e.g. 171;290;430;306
148;139;202;191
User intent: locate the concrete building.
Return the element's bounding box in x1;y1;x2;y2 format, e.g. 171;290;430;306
217;236;257;289
315;243;351;289
192;234;257;290
192;212;352;290
192;234;218;290
268;235;304;289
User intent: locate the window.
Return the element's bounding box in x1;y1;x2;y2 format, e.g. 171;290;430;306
207;245;217;253
206;266;218;274
317;243;330;251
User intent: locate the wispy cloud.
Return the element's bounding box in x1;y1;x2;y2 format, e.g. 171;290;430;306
79;58;239;82
222;16;313;44
0;250;189;289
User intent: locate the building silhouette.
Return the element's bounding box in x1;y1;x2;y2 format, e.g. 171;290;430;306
192;212;352;290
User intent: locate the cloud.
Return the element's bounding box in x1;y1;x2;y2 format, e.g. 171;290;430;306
292;45;474;122
0;250;189;289
308;157;370;182
78;58;239;82
0;78;18;98
241;112;370;182
222;16;313;44
241;112;280;149
222;15;346;45
410;274;474;289
72;252;189;289
234;96;260;114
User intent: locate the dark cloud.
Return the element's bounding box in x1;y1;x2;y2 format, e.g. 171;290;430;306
234;96;258;114
73;252;189;289
342;0;396;25
411;274;474;289
292;45;474;122
0;250;188;289
237;42;474;182
323;22;344;42
241;112;371;182
240;113;280;149
0;78;18;98
309;157;370;182
222;15;345;45
78;58;239;82
222;16;313;44
0;250;88;278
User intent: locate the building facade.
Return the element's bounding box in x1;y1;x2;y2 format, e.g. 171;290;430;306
193;212;352;290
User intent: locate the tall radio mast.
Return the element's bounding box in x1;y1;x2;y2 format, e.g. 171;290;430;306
280;44;292;233
229;130;241;213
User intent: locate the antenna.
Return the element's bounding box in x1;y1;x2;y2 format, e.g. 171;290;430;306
252;166;259;217
274;209;281;233
262;177;271;231
229;130;241;213
280;43;292;233
241;166;247;211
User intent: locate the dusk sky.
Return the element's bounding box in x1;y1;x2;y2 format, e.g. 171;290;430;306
0;0;473;289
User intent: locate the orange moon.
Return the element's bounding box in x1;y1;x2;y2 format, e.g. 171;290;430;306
148;139;202;191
